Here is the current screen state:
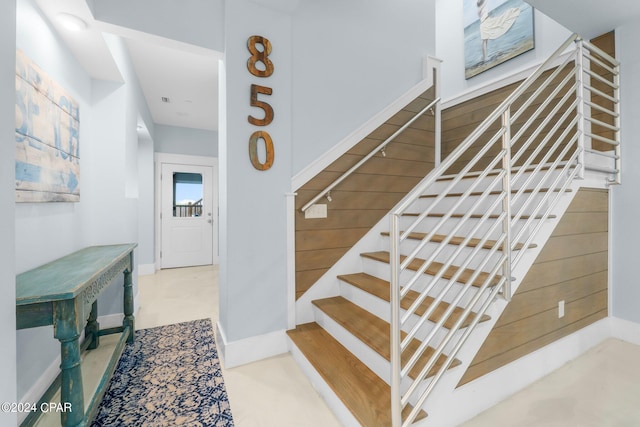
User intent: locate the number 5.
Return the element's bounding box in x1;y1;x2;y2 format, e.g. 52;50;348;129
248;84;274;126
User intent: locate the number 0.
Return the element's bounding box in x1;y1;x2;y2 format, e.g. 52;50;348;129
249;131;275;171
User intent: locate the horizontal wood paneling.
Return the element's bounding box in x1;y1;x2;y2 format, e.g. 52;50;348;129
441;65;578;175
468;290;607;364
296;190;405;212
294;209;390;231
459;188;609;386
589;32;616;152
295;87;437;299
300;171;420;194
462;309;607;384
517;251;608;294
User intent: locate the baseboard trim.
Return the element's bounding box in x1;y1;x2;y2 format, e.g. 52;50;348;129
611;316;640;345
216;323;288;369
138;263;156;276
18;353;61;424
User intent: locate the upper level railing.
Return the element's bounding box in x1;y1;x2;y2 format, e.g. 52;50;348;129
389;34;620;427
174;198;203;217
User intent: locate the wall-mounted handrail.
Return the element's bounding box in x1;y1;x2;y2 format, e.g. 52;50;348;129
390;33;621;427
299;96;441;213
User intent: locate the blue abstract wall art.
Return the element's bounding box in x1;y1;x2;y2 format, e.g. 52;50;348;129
15;50;80;202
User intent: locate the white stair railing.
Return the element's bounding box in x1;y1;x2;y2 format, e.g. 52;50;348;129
390;34;620;426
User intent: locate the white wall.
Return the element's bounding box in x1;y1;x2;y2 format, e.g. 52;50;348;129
435;0;571;102
611;23;640;324
154;124;218;157
219;0;293;345
0;1;17;423
90;0;225;52
291;0;436;174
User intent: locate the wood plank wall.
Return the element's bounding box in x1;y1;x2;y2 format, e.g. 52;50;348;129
589;32;616;152
294;88;436;299
441;68;577;176
459;188;608;386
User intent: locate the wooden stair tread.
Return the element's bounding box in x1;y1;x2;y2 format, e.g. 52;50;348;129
287;323;427;426
380;231;536;250
419;187;572;199
402;212;556;220
361;251;502;288
312;297;461;380
337;272;490;329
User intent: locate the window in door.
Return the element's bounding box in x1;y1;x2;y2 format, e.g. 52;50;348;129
173;172;203;217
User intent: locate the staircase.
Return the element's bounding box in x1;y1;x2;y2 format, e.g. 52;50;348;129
288;34;620;426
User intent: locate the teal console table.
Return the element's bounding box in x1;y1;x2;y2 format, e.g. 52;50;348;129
16;244;137;427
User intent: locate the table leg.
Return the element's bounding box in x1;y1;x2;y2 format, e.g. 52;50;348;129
123;268;135;343
54;299;85;427
85;301;100;350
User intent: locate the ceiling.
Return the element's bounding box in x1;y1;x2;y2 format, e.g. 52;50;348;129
33;0;221;133
526;0;640;39
30;0;640;135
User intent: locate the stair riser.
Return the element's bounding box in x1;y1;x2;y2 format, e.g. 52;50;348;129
398;216;534;240
361;258;488;308
410;192;553;217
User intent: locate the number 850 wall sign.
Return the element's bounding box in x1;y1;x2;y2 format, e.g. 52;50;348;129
247;35;275;171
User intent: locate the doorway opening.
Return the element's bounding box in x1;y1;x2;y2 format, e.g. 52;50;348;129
156;153;218;269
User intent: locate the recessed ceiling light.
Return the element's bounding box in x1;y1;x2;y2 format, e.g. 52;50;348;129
57;13;88;32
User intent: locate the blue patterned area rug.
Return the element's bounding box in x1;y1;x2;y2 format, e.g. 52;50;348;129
92;319;234;426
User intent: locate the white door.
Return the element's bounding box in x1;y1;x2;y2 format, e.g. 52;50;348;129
161;163;214;268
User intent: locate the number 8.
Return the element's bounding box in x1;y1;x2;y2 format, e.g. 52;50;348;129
247;35;274;77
